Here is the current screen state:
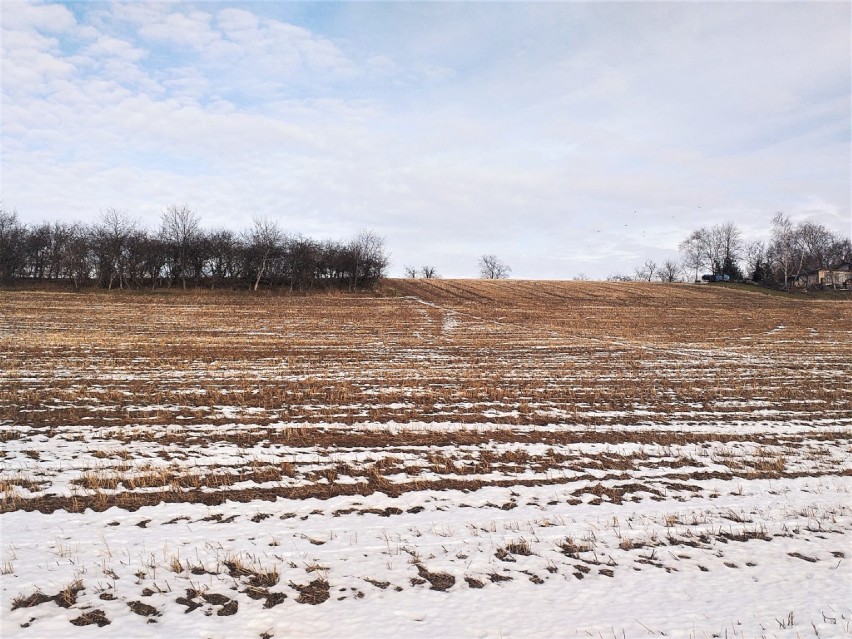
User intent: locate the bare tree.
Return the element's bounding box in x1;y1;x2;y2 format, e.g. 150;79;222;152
420;265;439;279
768;212;804;290
207;229;242;289
606;273;633;282
573;273;588;281
714;222;744;279
0;209;26;282
403;265;418;278
246;217;284;291
39;222;72;281
346;230;388;291
136;232;167;290
657;260;681;282
634;259;658;282
95;208;137;289
286;235;321;293
479;254;511;279
679;230;705;282
798;221;847;288
744;240;766;282
679;223;743;280
838;237;852;263
160;204;201;289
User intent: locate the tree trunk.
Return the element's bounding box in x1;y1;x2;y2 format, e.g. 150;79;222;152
254;254;267;291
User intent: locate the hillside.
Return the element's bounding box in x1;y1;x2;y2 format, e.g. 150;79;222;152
384;278;851;346
2;281;850;430
1;282;850;638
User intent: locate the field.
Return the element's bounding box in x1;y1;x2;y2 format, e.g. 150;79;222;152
1;281;851;638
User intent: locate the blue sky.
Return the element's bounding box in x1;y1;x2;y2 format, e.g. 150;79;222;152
2;1;850;278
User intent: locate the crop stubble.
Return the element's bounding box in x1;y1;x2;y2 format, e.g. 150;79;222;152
1;281;849;513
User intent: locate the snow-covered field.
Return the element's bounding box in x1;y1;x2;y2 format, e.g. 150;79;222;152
2;283;851;637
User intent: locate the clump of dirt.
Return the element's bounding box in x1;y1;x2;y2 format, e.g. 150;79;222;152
719;529;770;542
175;588;203;613
202;513;238;524
290;578;330;605
559;538;591;558
243;586;286;608
505;540;532;556
11;592;53;610
524;571;544;584
70;609;110;627
494;548;516;562
788;552;818;563
263;592;287;608
244;586;268;600
415;564;455;591
364;578;389;590
363;506;403;517
201;593;231;606
174;591;238;616
249;570;279;588
128;600;160;617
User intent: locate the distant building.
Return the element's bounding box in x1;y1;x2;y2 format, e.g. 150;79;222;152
795;262;852;289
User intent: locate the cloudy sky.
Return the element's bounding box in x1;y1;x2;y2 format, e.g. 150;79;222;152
2;1;850;278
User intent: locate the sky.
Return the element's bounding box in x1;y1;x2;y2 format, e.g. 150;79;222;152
1;1;850;279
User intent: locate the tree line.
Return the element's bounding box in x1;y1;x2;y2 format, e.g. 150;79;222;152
0;207;389;291
403;254;512;280
622;214;850;288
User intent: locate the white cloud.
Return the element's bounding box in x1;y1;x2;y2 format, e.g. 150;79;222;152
136;10;218;50
82;35;147;63
216;8;259;38
0;0;75;32
0;3;76;95
210;13;355;79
